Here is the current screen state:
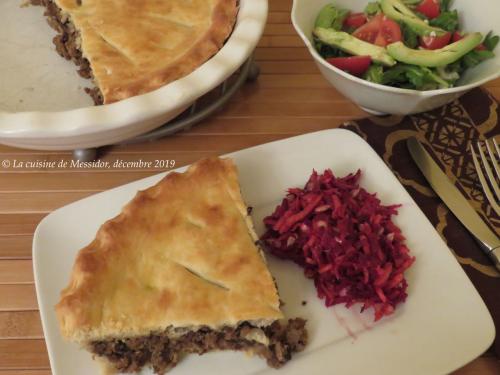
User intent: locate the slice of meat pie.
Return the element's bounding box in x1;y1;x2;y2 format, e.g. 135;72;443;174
56;157;307;374
32;0;238;104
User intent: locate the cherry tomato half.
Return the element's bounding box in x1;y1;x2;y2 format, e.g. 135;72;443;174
416;0;440;20
353;14;402;47
326;56;372;76
452;31;463;43
352;14;382;44
344;13;368;29
420;31;451;49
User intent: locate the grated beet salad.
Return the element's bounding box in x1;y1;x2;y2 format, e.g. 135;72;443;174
261;169;415;321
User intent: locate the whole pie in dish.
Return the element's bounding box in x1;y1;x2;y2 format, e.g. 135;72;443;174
56;157;307;374
31;0;238;105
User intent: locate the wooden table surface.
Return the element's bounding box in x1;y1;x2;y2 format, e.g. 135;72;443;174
1;0;499;373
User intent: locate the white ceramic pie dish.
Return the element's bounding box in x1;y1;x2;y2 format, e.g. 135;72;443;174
0;0;267;150
292;0;500;115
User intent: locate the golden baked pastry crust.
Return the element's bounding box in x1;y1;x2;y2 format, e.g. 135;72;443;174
53;0;237;104
56;157;283;343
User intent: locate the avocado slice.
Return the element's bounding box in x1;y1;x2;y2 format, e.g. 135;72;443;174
314;28;396;66
315;4;349;30
387;32;483;67
380;0;446;37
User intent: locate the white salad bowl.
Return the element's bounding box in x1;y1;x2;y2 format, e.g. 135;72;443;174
0;0;267;150
292;0;500;115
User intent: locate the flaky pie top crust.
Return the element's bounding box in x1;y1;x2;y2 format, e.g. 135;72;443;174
54;0;237;103
56;157;283;343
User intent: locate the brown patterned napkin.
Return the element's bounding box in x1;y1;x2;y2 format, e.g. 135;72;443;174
341;87;500;357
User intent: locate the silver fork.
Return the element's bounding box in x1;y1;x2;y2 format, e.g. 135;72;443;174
470;139;500;216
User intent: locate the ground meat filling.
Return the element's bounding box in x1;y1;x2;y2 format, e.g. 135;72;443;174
90;318;307;374
31;0;103;105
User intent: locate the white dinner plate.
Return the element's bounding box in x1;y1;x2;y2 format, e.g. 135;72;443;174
33;129;495;375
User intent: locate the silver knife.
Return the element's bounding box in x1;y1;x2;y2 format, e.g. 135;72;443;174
407;137;500;272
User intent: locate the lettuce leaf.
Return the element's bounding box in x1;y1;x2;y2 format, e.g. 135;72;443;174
462;50;495;68
484;31;500;51
382;64;450;89
364;2;381;15
440;0;452;12
401;23;419;48
364;65;384;83
315;4;349;30
428;10;459;32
